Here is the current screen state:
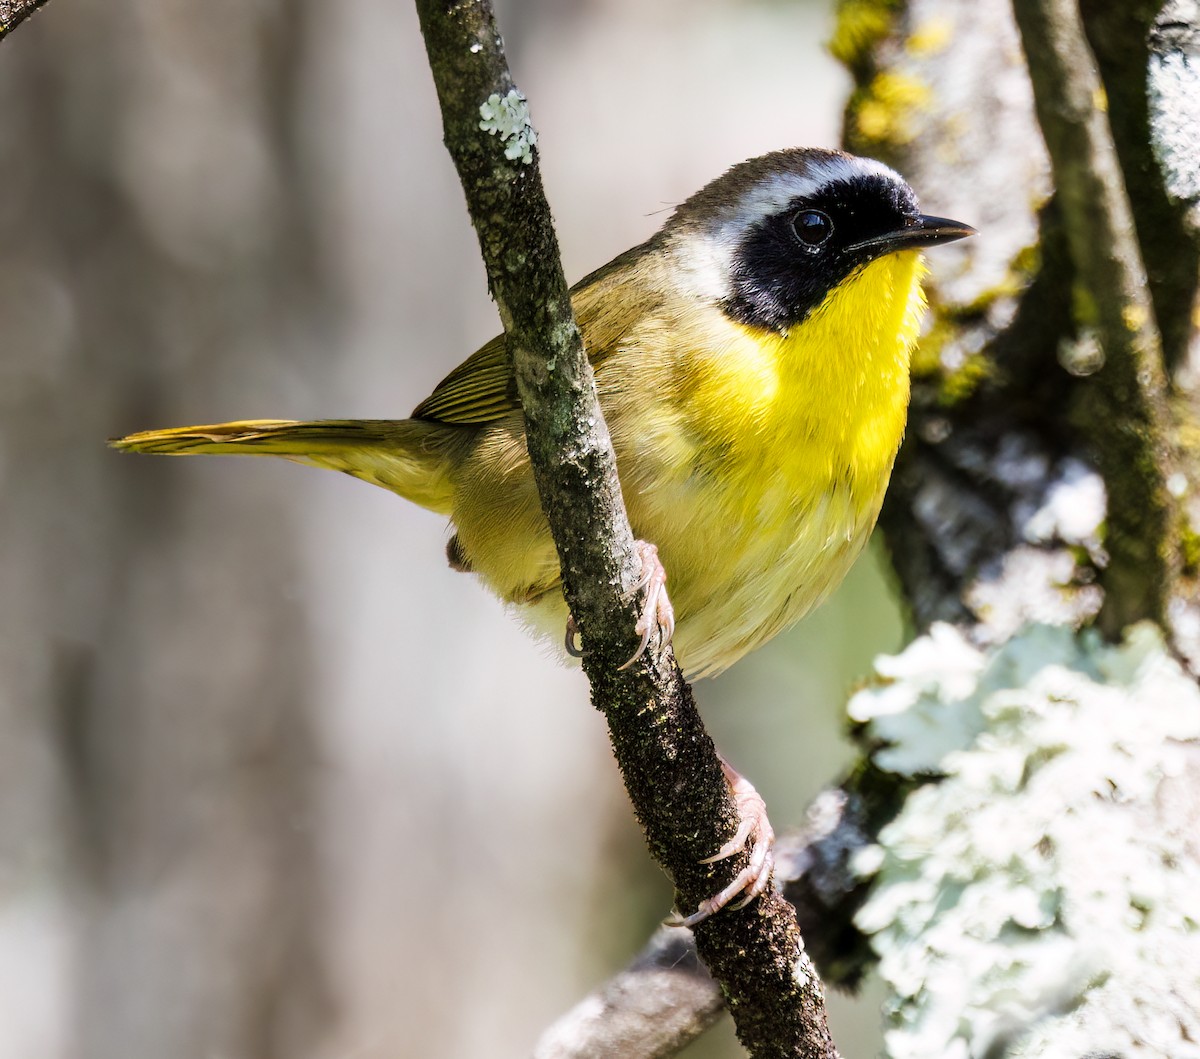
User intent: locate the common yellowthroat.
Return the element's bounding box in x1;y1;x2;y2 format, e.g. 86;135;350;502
114;148;972;680
114;148;973;924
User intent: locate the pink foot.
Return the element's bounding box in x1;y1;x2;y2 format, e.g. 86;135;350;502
670;757;776;928
563;540;676;668
618;541;676;670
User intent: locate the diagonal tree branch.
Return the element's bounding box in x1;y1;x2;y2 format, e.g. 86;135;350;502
413;2;837;1055
535;927;725;1059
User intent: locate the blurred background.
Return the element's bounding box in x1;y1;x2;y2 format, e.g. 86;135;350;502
0;0;906;1055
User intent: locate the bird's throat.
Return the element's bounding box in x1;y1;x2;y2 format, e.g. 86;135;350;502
700;251;926;514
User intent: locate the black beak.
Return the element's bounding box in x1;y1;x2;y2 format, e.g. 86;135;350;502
847;214;977;256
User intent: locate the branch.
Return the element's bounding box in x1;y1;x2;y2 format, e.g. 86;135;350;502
535;786;894;1058
534;928;725;1059
1079;0;1200;370
0;0;52;39
1012;0;1180;636
413;2;836;1054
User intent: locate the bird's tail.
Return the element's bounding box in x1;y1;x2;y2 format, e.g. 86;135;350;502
111;418;463;515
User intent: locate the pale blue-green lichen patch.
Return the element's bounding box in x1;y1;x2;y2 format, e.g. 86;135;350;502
850;623;1200;1058
479;89;538;165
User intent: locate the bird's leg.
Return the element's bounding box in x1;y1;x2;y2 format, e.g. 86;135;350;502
669;755;776;928
563;540;676;667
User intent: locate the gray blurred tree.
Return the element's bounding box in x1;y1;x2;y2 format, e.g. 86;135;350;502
0;2;331;1056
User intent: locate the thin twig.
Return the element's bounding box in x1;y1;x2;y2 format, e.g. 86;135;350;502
0;0;52;38
412;1;836;1055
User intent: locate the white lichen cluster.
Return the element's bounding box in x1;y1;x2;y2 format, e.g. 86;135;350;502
478;89;538;164
848;622;1200;1058
1149;50;1200;217
1015;457;1105;559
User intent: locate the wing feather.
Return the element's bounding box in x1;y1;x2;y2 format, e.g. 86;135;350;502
411;238;666;426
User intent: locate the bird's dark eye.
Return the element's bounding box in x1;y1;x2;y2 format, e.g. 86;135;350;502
791;209;833;248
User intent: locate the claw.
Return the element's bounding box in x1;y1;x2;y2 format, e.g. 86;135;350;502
564;616;583;658
668;757;775;928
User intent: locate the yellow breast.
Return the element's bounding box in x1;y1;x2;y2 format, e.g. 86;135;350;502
696;250;924;508
612;250;927;677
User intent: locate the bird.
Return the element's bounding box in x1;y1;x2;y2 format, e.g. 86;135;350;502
113;147;974;923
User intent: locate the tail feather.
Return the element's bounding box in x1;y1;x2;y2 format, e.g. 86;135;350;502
110;418;462;514
113;419;335;455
